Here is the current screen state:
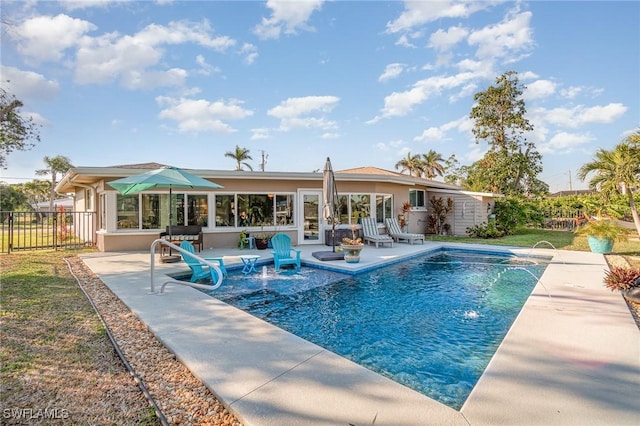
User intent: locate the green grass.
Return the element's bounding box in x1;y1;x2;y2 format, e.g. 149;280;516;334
0;248;160;424
425;227;640;256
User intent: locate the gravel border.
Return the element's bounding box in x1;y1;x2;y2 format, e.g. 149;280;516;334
66;256;242;426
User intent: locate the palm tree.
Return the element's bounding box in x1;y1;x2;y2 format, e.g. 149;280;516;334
577;131;640;237
395;152;422;177
225;145;253;171
35;155;73;212
420;150;445;180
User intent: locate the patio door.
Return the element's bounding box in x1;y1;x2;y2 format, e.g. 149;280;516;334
298;190;322;245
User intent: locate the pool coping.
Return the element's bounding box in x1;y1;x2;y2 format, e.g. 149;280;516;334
79;242;640;425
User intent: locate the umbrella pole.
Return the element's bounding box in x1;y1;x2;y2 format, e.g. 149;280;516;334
332;223;336;253
168;186;173;242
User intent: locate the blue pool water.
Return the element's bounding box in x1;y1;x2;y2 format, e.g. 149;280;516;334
202;249;550;409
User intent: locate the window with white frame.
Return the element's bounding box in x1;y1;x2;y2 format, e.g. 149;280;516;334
409;189;426;209
375;194;393;223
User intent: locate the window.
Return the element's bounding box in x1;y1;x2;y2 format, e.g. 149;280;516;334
334;193;372;225
409;189;426;208
215;194;235;227
99;193;106;230
85;189;94;211
138;194;184;229
221;193;295;228
116;194;139;229
187;195;208;226
275;194;294;226
141;194;161;229
350;194;370;223
375;195;393;223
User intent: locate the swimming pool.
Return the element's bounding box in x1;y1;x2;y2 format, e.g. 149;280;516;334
202;248;550;409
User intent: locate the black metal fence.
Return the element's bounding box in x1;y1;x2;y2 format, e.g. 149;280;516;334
540;207;586;231
0;211;97;253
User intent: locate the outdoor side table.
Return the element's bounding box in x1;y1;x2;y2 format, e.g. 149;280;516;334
239;255;260;274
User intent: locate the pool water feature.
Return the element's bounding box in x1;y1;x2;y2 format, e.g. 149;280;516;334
202;249;550;410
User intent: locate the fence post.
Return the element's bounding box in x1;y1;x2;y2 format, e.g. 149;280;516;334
8;212;14;254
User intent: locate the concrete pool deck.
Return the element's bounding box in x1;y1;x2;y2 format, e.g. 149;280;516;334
79;242;639;425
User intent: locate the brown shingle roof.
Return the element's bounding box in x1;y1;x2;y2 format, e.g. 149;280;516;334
336;166;406;176
109;162;168;169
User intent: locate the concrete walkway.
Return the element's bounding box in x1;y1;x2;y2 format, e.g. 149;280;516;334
80;242;639;425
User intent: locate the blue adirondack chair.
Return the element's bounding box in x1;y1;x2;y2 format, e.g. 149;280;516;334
270;233;301;272
180;241;221;283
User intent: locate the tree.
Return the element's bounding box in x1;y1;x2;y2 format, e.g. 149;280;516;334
22;179;50;206
469;71;547;196
394;152;422;177
224;145;253;171
420;150;445;180
0;183;28;217
0;88;41;169
577;130;640;237
35;155;73;212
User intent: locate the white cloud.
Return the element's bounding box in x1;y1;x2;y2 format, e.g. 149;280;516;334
386;1;496;34
14;14;96;63
240;43;258;64
1;65;59;100
369;72;475;122
251;128;271;140
429;25;469;51
524;79;556;100
60;0;116;11
156;96;254;133
321;132;340;139
560;86;583;99
538;131;594;154
254;0;324;40
194;55;220;76
268;96;339;131
74;19;235;88
468;11;534;60
379;63;405;82
414;127;445;143
545;103;628;128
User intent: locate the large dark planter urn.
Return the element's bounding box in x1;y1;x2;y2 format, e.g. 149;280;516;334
255;238;269;250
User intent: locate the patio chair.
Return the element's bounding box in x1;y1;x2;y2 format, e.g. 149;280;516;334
361;217;394;248
385;217;425;245
271;233;301;272
180;241;222;283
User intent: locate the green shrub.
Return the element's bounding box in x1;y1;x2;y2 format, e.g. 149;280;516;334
466;220;504;238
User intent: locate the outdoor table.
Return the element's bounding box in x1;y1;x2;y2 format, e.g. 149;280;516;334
239;255;260;274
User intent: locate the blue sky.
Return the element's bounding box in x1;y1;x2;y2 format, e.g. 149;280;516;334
1;0;638;193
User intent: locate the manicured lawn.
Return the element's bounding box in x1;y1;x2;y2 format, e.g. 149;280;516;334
0;249;158;424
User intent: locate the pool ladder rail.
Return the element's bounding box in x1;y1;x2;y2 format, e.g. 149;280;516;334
149;239;224;294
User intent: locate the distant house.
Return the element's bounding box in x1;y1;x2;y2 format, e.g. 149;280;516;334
55;163;501;252
31;197;75;214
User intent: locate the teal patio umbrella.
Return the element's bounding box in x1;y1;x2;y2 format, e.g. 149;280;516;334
108;166;223;249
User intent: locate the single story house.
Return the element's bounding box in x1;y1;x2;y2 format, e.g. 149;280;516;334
55;162;501;252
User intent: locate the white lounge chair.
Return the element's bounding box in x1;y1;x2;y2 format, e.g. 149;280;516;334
385;217;425;245
361;217;394;248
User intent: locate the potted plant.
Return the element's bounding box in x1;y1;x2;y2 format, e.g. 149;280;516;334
399;201;412;229
254;231;270;250
238;230;250;249
340;225;364;263
603;266;640;303
575;218;629;254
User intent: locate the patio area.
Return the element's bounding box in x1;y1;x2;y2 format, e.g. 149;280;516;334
79;242;639;425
